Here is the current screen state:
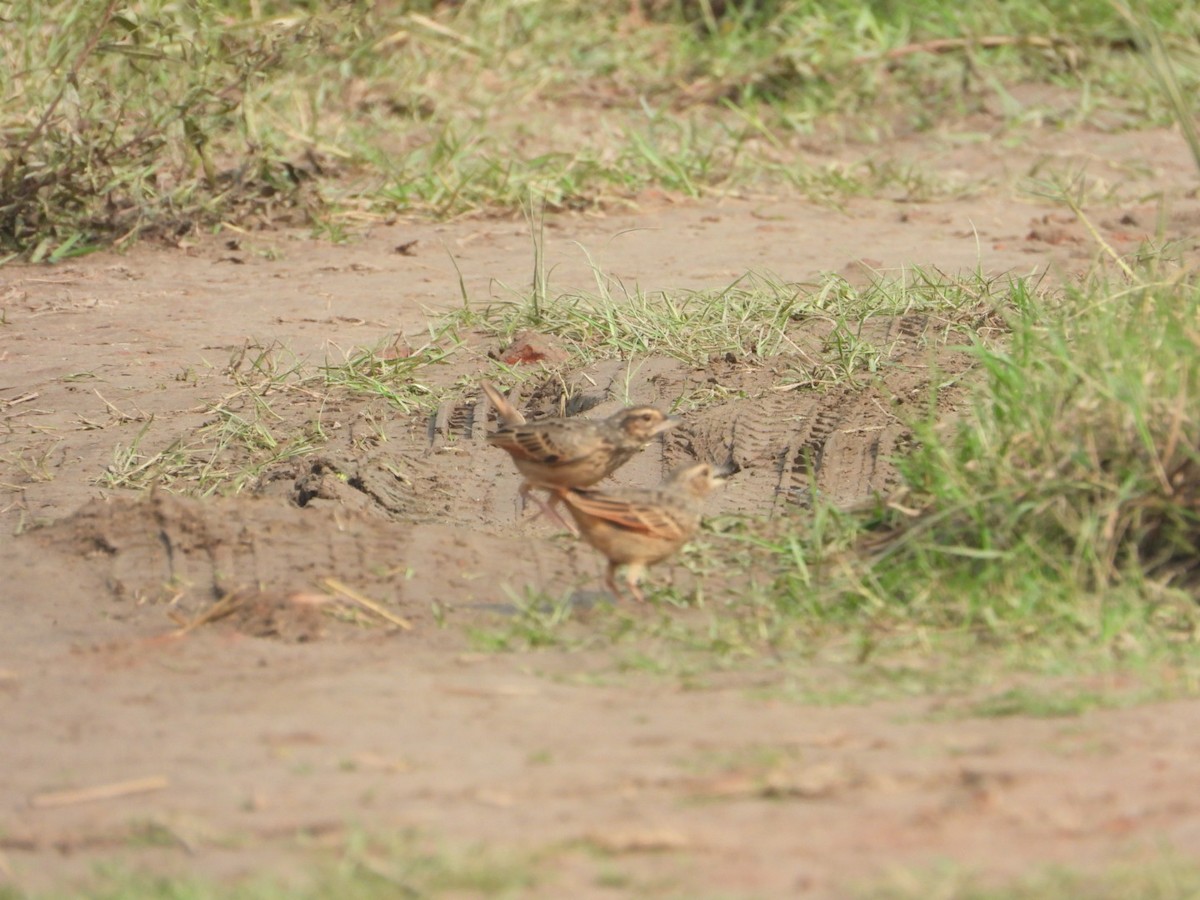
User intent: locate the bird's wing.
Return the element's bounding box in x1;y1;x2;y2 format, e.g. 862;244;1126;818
563;489;689;541
491;422;605;465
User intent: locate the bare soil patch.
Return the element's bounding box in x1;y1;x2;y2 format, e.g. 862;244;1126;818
3;124;1200;897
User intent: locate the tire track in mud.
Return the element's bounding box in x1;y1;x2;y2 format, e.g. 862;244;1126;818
19;314;973;627
662;313;963;516
35;490;576;634
247;314;970;526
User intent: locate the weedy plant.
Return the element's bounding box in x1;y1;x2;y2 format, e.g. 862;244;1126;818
27;829;541;899
790;1;1200;659
757;267;1200;664
0;1;349;260
3;1;1196;260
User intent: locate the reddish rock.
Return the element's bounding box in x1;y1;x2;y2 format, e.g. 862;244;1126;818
497;330;571;365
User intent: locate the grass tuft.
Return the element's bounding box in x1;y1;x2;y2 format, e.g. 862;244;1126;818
880;274;1200;610
463;267;994;370
743;268;1200;667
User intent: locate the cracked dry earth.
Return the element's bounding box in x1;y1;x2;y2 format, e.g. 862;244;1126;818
3;123;1200;898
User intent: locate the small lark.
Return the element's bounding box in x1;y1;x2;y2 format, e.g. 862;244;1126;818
557;462;726;602
481;380;679;528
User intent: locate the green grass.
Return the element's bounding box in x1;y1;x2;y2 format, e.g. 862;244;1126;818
847;272;1200;632
3;0;1196;259
732;265;1200;685
5;0;1198;699
88;262;995;500
456;265;994;373
462;255;1200;699
5;831;540;899
959;685;1110;718
859;853;1200;900
98;336;453;496
763;271;1195;672
4;837;1196;899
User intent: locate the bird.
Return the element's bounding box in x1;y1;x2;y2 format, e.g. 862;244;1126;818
556;461;726;602
480;380;679;529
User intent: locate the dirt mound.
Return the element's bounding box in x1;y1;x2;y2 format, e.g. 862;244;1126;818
24;490;578;641
7;308;981;643
208;313;981;535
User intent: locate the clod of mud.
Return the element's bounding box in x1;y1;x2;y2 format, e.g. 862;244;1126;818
493;329;571;366
254;452;436;520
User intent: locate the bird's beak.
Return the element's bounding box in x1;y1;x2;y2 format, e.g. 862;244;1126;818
651;416;682;437
712;461;738;482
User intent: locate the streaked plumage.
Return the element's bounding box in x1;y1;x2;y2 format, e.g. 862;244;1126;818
558;462;725;602
481;380;678;529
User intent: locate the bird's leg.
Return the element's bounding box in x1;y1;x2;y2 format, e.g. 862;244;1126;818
624;563;647;604
604;563;627;603
519;482;577;534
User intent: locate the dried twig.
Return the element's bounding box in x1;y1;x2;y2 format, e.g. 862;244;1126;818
30;776;169;809
93;388;148;423
1;392;38;408
172;590;246;636
322;577;413;630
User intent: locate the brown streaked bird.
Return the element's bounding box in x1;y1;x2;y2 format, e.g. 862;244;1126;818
557;461;726;602
480;381;679;528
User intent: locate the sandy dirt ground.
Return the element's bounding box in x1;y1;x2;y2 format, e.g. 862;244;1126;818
3;123;1200;897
